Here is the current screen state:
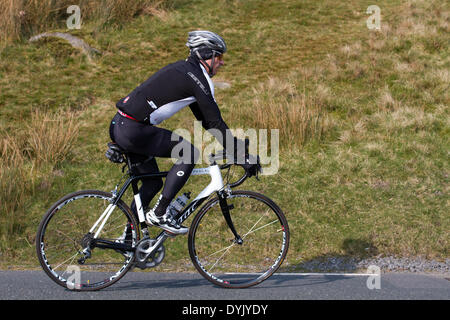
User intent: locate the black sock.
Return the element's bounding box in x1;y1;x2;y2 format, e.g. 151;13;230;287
154;195;171;217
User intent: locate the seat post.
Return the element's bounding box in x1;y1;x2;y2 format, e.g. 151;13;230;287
126;154;134;174
124;153;138;177
124;154;140;203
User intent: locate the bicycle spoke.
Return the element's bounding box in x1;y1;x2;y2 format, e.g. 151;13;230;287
205;242;236;258
206;214;278;272
208;243;236;272
53;252;80;272
55;229;80;250
44;247;78;263
243;219;278;239
241;214;265;239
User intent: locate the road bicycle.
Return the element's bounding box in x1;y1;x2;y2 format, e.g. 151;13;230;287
36;142;290;291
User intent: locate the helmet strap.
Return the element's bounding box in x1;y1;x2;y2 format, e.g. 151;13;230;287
195;50;216;77
208;50;217;77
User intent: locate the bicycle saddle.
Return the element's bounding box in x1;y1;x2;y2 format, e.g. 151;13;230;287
105;142;126;163
108;142;125;153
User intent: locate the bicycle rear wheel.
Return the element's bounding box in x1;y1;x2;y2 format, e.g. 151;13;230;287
188;190;289;288
36;190;139;291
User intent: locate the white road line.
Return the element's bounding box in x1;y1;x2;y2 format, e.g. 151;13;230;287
275;273;373;276
225;273;373;276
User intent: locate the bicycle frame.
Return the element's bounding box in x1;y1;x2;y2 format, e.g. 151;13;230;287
89;164;225;240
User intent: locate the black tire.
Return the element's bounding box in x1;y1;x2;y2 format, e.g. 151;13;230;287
188;190;289;288
36;190;139;291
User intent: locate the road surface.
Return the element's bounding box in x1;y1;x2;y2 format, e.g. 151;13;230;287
1;270;448;300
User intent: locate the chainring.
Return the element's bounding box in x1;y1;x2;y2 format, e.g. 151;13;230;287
134;238;165;269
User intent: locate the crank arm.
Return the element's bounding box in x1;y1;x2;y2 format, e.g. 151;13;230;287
136;232;169;263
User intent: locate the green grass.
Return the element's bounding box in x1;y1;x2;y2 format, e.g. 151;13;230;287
0;0;448;270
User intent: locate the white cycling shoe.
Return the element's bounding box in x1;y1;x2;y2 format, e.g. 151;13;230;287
145;209;188;235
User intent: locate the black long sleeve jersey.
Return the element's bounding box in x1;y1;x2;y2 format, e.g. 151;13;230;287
116;56;237;152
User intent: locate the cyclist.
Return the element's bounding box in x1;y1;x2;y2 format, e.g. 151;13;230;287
109;30;260;235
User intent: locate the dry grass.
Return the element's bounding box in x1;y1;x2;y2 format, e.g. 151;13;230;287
377;86;398;111
0;108;80;255
237;76;332;149
0;133;29;256
0;130;24;168
0;0;170;43
1;108;80;168
25;109;80;166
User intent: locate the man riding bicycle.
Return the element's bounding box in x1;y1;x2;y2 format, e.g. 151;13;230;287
109;30;260;235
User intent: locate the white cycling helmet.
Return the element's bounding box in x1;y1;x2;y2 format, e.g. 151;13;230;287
186;30;227;56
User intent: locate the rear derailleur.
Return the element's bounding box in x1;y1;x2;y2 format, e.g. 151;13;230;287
77;232;94;264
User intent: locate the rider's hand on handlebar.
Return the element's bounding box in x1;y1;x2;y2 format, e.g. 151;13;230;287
241;154;262;178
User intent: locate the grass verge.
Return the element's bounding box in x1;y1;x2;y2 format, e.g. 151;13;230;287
0;0;448;271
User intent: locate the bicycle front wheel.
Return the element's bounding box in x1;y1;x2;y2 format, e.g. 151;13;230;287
36;190;139;291
188;190;289;288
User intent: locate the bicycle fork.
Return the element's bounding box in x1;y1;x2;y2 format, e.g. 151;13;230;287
217;190;243;245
